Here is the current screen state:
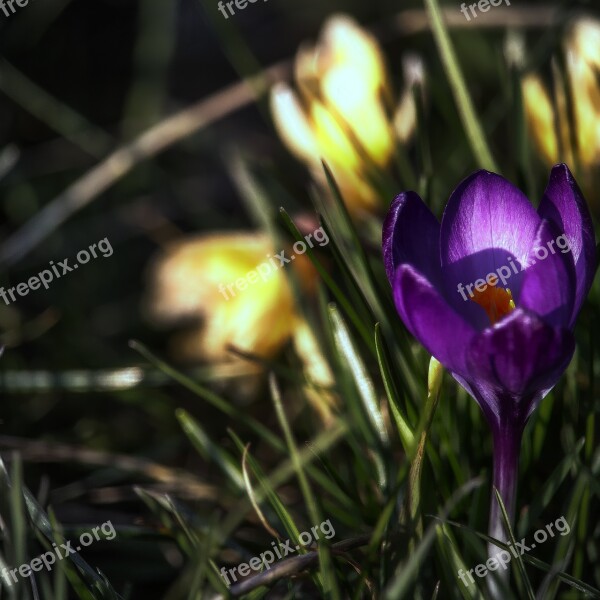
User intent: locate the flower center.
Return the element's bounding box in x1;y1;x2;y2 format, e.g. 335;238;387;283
470;286;516;325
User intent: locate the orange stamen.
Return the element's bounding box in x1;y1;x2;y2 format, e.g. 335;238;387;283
471;286;516;325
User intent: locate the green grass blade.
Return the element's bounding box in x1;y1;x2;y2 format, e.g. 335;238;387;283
279;208;375;351
383;477;484;599
518;438;584;537
435;523;484;600
423;0;498;171
374;323;414;453
440;517;600;598
542;471;585;600
129;340;284;451
270;374;340;599
176;408;244;490
228;430;303;546
492;487;535;600
24;492;120;598
329;305;389;449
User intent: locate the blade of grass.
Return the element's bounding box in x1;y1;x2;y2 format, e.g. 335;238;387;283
0;552;18;599
403;358;444;547
531;393;554;464
541;471;586;600
423;0;498;171
270;374;340;599
134;488;198;555
317;163;421;399
312;214;382;336
201;419;350;595
329;305;389;449
22;489;121;598
439;517;600;598
279;208;374;352
241;444;281;539
8;454;26;573
383;477;484;599
129;340;283;452
517;438;584;537
375;323;414;453
435;523;484;600
176;409;244;490
217;420;350;549
228;430;303;547
493;488;535;600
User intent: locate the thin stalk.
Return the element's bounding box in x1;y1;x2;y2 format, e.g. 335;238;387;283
487;424;522;596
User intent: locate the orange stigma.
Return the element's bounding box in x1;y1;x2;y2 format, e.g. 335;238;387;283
470;286;516;325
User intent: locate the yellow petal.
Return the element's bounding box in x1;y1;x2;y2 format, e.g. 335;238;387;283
318;14;386;94
310;100;361;169
567;57;600;165
269;83;320;165
321;65;394;166
569;18;600;70
272;13;398;216
521;74;558;164
146;233;299;361
566;19;600;166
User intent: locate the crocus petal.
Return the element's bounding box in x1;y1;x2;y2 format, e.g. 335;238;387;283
463;308;575;426
440;171;541;303
537;164;597;325
393;264;476;376
517;218;576;327
452;373;500;431
383;191;441;286
269;83;320;164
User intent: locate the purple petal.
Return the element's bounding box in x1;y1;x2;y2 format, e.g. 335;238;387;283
382;191;441;286
440;171;541;308
452;373;501;430
393;264;476;376
463;308;575;426
537;164;597;325
517;219;576;327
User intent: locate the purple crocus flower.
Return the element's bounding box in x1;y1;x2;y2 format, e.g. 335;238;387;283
382;164;596;561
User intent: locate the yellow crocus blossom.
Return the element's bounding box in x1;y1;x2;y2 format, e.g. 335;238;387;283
522;17;600;212
270;14;422;215
145;232;337;420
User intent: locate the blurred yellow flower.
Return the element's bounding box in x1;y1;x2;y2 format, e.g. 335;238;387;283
145;232;337;421
522;17;600;210
270;14;422;216
147;233;296;361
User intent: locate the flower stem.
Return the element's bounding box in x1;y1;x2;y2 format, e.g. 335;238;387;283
487;424;522;597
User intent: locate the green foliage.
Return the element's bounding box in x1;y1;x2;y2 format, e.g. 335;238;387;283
0;0;598;598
